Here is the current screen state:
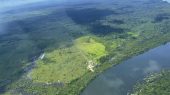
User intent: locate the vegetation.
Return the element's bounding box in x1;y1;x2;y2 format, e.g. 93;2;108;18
75;36;107;60
30;36;107;84
131;70;170;95
30;47;87;83
127;32;140;39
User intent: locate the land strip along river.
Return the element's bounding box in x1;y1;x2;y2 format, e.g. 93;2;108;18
81;43;170;95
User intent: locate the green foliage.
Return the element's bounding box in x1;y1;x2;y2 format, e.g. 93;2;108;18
75;36;107;60
30;36;107;84
132;70;170;95
111;38;125;49
127;32;140;39
30;47;87;83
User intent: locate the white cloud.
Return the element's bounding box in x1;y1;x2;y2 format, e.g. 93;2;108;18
101;75;124;88
163;0;170;3
144;60;161;74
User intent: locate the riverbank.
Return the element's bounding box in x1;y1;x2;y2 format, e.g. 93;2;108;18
131;70;170;95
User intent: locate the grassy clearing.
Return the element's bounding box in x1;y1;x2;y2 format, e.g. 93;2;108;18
75;36;107;60
30;47;87;83
30;36;107;84
127;32;140;39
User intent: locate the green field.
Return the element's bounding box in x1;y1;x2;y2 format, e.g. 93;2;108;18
30;36;107;83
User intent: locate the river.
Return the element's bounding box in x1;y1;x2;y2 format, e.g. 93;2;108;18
81;43;170;95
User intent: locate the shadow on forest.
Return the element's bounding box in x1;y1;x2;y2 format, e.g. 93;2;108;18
66;8;116;24
109;20;124;24
66;8;126;35
90;24;125;35
154;13;170;23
